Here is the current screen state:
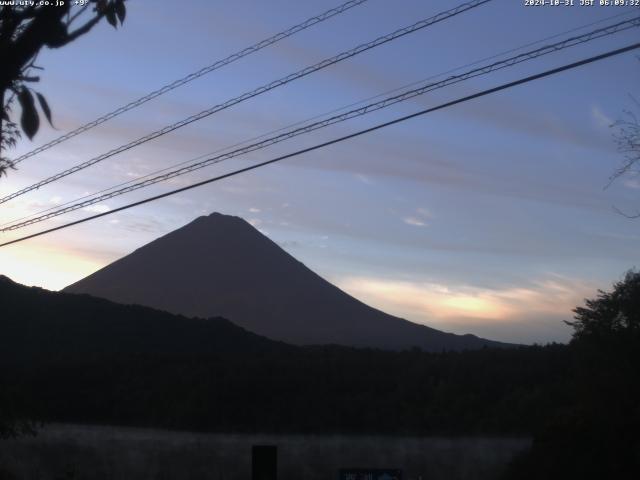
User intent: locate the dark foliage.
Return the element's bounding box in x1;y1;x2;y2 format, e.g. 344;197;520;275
0;275;569;436
504;270;640;479
0;0;126;176
3;271;638;475
568;269;640;340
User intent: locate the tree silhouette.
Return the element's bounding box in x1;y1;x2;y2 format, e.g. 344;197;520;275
504;271;640;479
0;0;127;178
0;365;38;440
0;0;126;438
567;269;640;341
607;62;640;217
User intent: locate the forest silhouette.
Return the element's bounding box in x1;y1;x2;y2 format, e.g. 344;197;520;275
1;272;638;476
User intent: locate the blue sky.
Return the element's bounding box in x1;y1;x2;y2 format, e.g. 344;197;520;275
1;0;639;343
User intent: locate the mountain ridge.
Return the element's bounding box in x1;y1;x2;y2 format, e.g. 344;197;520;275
64;212;511;351
0;273;290;363
0;273;565;437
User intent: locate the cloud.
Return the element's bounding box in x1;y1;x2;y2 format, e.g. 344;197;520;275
336;274;596;341
120;219;165;234
355;173;373;185
444;94;611;152
623;177;640;190
249;207;261;213
167;196;196;206
0;240;110;292
416;207;432;218
83;204;110;214
296;142;610;213
277;240;301;249
591;105;613;129
402;207;432;227
403;216;427;227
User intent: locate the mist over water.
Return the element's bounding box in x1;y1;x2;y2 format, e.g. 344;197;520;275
0;424;530;480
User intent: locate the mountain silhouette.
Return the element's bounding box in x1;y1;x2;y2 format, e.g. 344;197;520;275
0;273;288;363
64;213;508;351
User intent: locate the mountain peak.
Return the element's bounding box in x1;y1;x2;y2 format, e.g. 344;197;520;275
0;274;16;285
186;212;255;231
207;211;244;222
208;211;235;218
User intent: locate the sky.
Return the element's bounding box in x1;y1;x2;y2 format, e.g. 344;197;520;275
1;0;639;344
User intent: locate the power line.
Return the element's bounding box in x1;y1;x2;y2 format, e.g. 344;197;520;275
2;41;638;248
3;16;638;232
3;8;635;229
10;0;371;166
0;0;492;205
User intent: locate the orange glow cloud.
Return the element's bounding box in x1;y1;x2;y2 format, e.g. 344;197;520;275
336;275;595;328
0;241;105;291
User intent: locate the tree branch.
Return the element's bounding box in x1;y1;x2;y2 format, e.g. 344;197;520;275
63;13;103;44
67;4;90;27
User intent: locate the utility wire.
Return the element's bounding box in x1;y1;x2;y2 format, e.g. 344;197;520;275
1;41;638;248
0;0;492;205
3;8;635;229
10;0;370;166
3;16;638;232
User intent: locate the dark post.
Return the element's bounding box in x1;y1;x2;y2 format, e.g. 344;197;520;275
252;445;277;480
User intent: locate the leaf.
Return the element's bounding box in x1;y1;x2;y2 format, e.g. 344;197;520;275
105;8;117;28
35;92;54;127
115;0;126;24
93;0;107;12
17;88;39;140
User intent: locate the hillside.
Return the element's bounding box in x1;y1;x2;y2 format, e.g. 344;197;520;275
65;213;508;351
0;274;289;364
0;275;565;435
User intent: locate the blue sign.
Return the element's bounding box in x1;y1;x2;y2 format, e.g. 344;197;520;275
338;469;402;480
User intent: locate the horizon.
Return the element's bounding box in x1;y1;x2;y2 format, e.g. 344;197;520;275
1;0;639;344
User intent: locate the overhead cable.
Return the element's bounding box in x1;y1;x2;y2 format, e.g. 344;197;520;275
0;0;492;205
10;0;371;165
3;16;638;232
1;41;638;248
